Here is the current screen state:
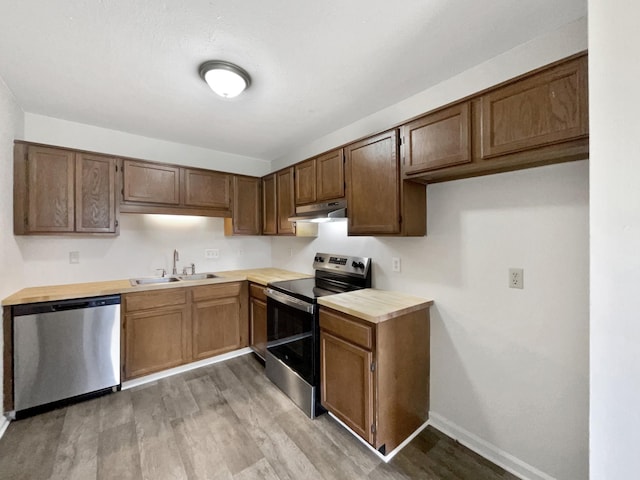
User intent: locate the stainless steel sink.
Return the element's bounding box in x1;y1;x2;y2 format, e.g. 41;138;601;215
129;276;181;286
177;273;218;281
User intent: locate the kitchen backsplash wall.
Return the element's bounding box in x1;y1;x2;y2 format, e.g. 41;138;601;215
15;215;272;286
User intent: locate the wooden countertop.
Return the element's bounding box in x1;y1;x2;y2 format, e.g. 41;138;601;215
317;288;433;324
2;268;311;306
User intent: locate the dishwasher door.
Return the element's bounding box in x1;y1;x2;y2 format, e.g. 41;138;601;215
13;295;121;412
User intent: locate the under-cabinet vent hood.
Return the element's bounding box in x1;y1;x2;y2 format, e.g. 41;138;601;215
288;199;347;223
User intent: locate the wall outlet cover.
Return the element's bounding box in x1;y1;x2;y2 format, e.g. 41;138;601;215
509;268;524;289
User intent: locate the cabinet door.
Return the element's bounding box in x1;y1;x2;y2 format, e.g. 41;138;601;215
227;175;261;235
481;56;588;159
295;159;317;205
124;305;190;379
316;148;345;201
123;160;180;205
183;168;231;209
75;154;118;233
262;174;277;235
250;297;267;359
402;103;471;174
345;129;400;235
26;146;75;233
277;167;295;235
192;295;243;360
320;330;374;444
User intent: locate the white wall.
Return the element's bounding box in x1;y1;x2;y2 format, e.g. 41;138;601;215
271;19;589;480
589;1;640;478
23;113;271;176
0;77;25;418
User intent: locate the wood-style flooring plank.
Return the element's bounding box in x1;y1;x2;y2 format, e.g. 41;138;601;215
159;374;200;421
97;421;142;480
98;388;133;432
233;457;281;480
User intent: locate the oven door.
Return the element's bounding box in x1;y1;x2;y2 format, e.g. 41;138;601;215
265;289;316;385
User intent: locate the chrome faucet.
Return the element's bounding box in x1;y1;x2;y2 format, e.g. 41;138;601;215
172;249;179;275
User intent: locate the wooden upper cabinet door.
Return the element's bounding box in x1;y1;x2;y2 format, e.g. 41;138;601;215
123;160;180;205
183;168;231;209
27;146;75;233
320;330;374;445
229;175;261;235
402;103;471;174
277;167;295;235
316;148;345;201
295;159;317;205
75;154;118;233
481;56;588;159
345;130;401;235
262;174;277;235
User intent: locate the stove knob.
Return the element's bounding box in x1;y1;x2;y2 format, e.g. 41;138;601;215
357;262;365;269
351;261;358;268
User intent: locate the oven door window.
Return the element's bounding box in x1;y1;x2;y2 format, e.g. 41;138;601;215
267;298;315;385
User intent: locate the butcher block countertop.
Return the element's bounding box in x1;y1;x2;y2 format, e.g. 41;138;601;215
2;268;310;306
317;288;434;324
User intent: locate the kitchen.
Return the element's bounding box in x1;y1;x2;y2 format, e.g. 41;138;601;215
0;1;636;479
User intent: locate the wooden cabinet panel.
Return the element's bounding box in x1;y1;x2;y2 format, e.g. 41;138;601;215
276;167;295;235
402;103;471;174
192;296;242;360
316;148;345;201
183;168;231;209
124;305;190;379
250;296;267;359
75;154;118;233
225;175;261;235
26;146;75;233
295;159;317;205
320;330;374;444
481;56;588;159
123;160;180;205
123;288;187;312
346;129;400;235
262;174;277;235
319;308;373;349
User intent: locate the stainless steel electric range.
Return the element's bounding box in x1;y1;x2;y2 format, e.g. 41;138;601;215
265;253;372;418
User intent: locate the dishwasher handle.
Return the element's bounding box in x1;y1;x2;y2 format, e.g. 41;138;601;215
13;295;121;317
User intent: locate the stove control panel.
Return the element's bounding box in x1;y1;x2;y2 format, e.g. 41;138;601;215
313;253;371;278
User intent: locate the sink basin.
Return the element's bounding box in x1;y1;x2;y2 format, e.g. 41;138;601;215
129;276;181;286
177;273;218;281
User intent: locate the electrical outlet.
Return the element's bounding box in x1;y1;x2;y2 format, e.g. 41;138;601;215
69;251;80;264
392;257;401;272
509;268;524;289
205;248;219;259
237;248;244;257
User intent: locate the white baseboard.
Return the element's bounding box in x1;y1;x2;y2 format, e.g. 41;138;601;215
0;416;10;440
122;348;254;390
327;411;430;462
429;412;555;480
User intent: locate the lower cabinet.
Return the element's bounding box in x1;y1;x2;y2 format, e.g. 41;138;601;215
122;282;248;380
319;306;431;454
248;282;268;359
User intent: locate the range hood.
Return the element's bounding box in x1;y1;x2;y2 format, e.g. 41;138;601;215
288;199;347;223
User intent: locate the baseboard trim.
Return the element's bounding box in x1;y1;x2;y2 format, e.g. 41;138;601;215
122;348;253;390
327;411;430;463
429;412;555;480
0;416;10;440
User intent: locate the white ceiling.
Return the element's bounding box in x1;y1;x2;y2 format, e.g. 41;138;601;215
0;1;587;162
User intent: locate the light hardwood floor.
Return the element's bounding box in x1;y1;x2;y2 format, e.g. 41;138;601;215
0;354;518;479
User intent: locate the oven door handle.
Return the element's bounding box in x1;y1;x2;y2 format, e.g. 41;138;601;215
265;288;315;314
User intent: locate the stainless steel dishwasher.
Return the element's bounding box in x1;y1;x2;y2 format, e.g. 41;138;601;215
12;295;121;415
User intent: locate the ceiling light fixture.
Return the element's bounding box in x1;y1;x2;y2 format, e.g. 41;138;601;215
199;60;251;98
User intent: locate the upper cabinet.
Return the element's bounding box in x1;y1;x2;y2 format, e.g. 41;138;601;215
402;53;588;183
480;55;588;159
14;143;119;235
262;173;278;235
402;103;471;175
276;167;296;235
295;148;345;205
345;130;425;236
224;175;262;236
120;159;232;217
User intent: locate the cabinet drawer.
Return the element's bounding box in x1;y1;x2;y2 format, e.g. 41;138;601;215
249;283;267;302
124;288;187;312
191;282;242;302
320;309;373;350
